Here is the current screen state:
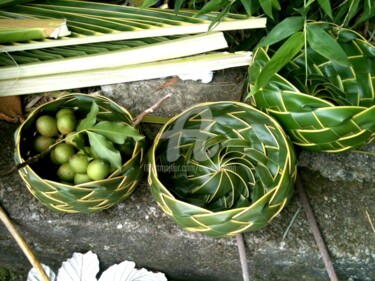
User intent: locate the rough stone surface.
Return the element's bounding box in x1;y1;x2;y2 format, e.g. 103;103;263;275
298;142;375;183
0;71;374;280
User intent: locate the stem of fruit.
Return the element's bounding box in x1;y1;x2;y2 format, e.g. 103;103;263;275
132;93;172;126
1;135;64;177
236;233;250;281
0;204;50;281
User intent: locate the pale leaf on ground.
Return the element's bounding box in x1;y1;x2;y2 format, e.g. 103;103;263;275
98;260;167;281
27;264;56;281
56;251;99;281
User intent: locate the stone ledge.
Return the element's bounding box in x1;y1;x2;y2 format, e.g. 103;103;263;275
0;71;374;280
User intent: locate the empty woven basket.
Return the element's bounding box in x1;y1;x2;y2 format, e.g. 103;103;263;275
148;101;297;238
249;23;375;152
14;94;146;214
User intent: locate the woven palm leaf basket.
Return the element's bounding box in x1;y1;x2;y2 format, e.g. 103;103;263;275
14;94;146;214
148;101;297;238
248;23;375;152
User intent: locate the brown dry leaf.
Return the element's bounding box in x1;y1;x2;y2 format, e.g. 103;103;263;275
152;77;180;93
0;96;24;123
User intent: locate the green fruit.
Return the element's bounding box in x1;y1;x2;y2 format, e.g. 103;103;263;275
87;159;110;181
56;108;74;119
33;135;55;153
57;163;75;182
50;149;59;165
36;115;59;137
74;173;92;185
53;143;75;164
69;154;89;174
57;113;77;135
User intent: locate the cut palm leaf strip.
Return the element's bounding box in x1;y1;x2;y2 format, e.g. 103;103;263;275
0;18;70;43
0;0;266;52
0;51;252;96
0;32;228;80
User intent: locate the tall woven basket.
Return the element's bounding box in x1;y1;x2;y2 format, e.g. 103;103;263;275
14;94;146;214
148;101;297;238
249;23;375;152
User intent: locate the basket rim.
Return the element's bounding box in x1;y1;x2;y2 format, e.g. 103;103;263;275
148;100;296;216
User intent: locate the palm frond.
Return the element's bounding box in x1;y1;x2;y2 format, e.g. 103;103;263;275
0;0;266;52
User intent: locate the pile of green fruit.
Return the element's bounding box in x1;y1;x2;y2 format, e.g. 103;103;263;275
32;102;143;185
34;108;109;184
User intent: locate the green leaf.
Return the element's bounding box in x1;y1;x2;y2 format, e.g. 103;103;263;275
141;0;158;8
252;32;304;94
207;3;232;30
87;131;122;170
307;24;350;67
342;0;361;27
240;0;252;15
88;121;144;144
354;1;375;27
257;16;304;48
0;0;34;8
174;0;184;14
259;0;274;19
317;0;333;19
271;0;281;10
196;0;231;15
76;102;98;131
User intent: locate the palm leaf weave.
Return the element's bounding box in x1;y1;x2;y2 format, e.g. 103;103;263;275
148;102;297;238
249;23;375;152
14;94;146;214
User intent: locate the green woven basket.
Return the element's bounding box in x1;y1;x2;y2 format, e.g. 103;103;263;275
15;94;146;214
249;23;375;152
148;101;297;238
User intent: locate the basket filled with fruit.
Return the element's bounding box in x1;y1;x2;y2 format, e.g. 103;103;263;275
14;94;146;214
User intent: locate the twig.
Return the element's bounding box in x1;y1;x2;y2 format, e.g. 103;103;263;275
0;204;50;281
132;93;172;127
296;175;338;281
365;210;375;235
1;145;54;178
236;233;250;281
282;206;301;240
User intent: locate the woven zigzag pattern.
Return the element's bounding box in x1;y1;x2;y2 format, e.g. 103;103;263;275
250;24;375;152
149;102;297;238
15;94;145;214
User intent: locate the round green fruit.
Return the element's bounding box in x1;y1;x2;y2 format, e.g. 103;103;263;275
69;154;89;174
57;113;77;135
56;108;74;119
87;159;110;181
36;115;59;137
57;163;75;182
53;143;75;164
50;149;59;165
74;173;92;185
33;135;55;153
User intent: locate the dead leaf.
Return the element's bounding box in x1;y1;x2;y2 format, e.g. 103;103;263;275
152;77;180;93
0;96;24;123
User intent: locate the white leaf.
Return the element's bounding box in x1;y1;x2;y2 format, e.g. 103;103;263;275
57;251;99;281
98;260;167;281
27;264;56;281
